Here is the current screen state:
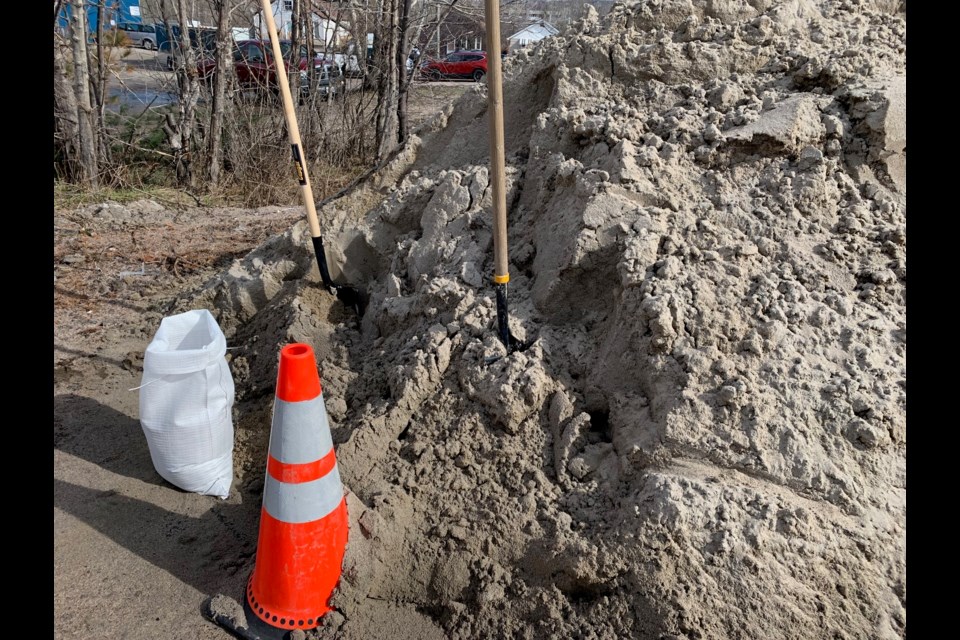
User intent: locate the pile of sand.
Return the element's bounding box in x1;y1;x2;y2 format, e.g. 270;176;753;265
187;1;906;637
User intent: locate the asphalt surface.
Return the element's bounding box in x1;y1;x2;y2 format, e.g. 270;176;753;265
108;47;474;113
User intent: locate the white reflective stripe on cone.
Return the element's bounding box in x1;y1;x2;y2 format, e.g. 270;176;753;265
269;395;334;464
263;463;344;524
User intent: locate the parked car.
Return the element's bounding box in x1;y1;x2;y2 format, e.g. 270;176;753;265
419;50;487;82
158;39;175;70
195;40;343;97
157;39;179;70
288;59;343;98
157;25;217;70
336;53;363;78
115;22;157;50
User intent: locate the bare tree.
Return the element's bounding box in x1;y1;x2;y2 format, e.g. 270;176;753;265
54;0;475;195
53;28;81;182
54;0;66;25
206;0;235;185
67;0;99;187
373;0;400;161
278;0;300;97
90;1;114;167
395;0;414;145
162;0;203;185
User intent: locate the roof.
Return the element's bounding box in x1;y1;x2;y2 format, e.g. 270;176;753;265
507;21;560;40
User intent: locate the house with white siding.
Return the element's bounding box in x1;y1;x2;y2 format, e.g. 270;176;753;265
254;0;349;47
507;20;559;50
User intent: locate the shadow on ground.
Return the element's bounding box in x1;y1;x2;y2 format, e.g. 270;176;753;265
54;395;262;595
54;393;165;486
54;477;258;595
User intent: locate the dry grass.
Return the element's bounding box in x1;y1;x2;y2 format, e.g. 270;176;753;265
54;66;470;212
53;183;215;212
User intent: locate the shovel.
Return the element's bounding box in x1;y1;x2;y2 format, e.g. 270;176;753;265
259;0;366;316
483;0;531;356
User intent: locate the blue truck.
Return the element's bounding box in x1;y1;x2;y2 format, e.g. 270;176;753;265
57;0;143;34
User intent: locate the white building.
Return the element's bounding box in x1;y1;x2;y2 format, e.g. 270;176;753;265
507;20;559;50
254;0;348;47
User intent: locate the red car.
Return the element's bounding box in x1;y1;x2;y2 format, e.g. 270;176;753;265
419;50;487;82
198;40;341;96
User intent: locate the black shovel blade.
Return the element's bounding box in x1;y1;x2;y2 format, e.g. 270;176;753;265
334;283;368;317
312;235;367;317
489;281;533;360
508;333;534;353
483;332;536;365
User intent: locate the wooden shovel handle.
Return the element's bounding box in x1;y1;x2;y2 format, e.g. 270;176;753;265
260;0;322;239
483;0;509;283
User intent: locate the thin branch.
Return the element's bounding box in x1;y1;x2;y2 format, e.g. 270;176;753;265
109;137;177;159
54;0;65;26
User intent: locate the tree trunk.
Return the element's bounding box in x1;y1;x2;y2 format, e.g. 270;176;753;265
92;0;111;167
374;0;399;162
167;0;201;186
395;0;413;146
206;0;232;185
304;2;315;106
54;30;81;182
337;2;370;160
299;5;321;142
289;0;301;96
68;0;98;187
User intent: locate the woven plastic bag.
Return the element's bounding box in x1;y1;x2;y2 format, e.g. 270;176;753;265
138;309;235;498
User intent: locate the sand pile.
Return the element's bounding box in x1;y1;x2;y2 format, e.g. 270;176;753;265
187;1;906;637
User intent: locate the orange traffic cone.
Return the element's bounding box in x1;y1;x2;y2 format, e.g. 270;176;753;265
244;343;349;636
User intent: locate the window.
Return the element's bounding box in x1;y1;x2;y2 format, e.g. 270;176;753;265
283;0;293;10
474;37;482;50
245;43;265;62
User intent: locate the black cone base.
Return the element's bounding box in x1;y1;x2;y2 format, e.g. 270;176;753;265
203;593;317;640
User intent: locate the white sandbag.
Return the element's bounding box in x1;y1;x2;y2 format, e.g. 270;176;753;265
138;309;235;498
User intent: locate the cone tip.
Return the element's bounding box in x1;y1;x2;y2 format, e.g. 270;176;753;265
282;343;313;360
276;343;322;402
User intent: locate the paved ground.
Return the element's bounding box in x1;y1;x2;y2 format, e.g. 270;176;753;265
108;47;475;114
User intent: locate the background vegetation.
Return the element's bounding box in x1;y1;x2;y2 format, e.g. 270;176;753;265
53;0;610;207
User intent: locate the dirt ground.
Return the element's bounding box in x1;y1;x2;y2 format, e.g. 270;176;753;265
54;202;293;640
